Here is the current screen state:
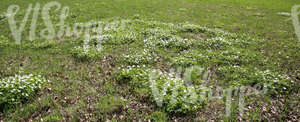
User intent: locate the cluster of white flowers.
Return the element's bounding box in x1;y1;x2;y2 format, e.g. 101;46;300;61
257;69;295;93
124;65;147;69
122;49;158;65
95;34;113;44
258;70;294;83
204;37;232;49
217;65;294;93
0;74;49;105
143;35;193;50
72;44;103;59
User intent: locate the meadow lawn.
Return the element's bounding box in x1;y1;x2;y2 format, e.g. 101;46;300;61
0;0;300;121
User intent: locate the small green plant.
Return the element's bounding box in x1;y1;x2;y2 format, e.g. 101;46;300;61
146;111;168;122
0;13;6;21
71;45;103;60
112;31;138;44
0;35;9;48
42;110;63;122
178;23;208;33
115;66;150;89
43;115;63;122
0;74;50;111
23;40;57;49
96;95;125;114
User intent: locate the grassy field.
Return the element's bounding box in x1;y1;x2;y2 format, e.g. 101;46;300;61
0;0;300;121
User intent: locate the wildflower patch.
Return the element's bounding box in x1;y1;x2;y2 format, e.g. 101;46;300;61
0;74;50;111
107;19;295;115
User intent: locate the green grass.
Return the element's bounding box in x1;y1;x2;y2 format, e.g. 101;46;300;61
0;0;300;121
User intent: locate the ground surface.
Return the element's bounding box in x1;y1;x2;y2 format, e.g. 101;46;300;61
0;0;300;121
